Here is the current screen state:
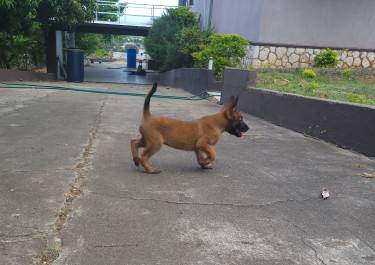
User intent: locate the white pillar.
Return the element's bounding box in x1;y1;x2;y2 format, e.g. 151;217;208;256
56;30;64;80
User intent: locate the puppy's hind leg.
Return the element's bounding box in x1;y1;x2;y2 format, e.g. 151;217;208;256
131;138;145;166
139;138;163;174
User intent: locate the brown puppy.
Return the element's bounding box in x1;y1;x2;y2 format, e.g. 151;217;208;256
131;83;249;174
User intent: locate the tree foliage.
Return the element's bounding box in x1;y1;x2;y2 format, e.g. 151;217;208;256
36;0;97;32
75;33;103;58
144;7;208;72
0;0;42;68
96;0;126;22
0;0;97;68
0;0;40;34
179;25;212;67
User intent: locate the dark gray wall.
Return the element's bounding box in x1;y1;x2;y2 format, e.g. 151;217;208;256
220;68;375;157
193;0;375;50
259;0;375;49
160;68;222;94
205;0;263;43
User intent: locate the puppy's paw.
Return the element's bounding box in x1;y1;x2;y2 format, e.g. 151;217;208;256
199;160;213;169
199;159;206;166
202;163;213;169
150;169;161;174
133;157;140;167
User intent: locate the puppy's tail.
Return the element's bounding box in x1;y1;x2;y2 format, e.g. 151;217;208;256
143;83;157;118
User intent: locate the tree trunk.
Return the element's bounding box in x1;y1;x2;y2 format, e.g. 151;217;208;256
0;53;12;69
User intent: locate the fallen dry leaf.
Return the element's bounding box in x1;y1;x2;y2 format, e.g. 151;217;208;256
362;173;375;178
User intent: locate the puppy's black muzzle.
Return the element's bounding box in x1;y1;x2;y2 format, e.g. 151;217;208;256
239;120;249;132
229;120;249;137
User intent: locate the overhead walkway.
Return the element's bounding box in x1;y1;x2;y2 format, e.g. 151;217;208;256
76;1;178;36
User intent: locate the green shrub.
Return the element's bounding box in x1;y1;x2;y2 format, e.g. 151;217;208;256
341;69;359;81
94;49;108;58
192;34;248;80
273;78;294;93
349;93;371;105
313;48;341;68
342;69;353;77
298;80;323;94
302;69;317;78
247;65;256;71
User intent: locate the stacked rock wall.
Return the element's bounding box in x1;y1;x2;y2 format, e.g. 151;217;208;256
241;45;375;69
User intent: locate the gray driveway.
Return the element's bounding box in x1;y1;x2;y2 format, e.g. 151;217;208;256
0;82;374;265
84;62;159;84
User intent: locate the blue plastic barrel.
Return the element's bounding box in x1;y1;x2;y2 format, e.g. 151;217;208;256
127;48;137;68
67;49;84;82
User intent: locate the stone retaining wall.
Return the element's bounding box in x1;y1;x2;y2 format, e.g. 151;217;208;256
242;45;375;69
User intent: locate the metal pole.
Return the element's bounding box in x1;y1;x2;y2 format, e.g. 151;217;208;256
124;6;126;23
117;2;120;24
95;2;98;21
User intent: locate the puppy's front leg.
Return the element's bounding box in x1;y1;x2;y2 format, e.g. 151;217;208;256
195;149;206;167
196;145;216;169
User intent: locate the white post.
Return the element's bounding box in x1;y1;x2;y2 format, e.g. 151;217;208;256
56;30;64;80
208;57;213;70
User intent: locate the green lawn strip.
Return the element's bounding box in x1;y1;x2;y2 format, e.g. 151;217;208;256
256;70;375;106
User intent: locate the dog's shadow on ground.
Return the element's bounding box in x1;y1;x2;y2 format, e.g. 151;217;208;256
130;161;221;176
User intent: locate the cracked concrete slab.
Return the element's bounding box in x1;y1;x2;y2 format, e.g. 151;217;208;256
0;82;107;264
1;82;375;265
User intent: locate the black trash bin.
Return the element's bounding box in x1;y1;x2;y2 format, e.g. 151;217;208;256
67;49;84;82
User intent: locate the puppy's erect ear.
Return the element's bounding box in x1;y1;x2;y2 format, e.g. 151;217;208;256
224;96;238;119
227;96;239;110
226;96;235;107
233;96;239;111
234;96;239;106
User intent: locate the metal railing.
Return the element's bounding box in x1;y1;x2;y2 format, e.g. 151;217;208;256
94;1;178;26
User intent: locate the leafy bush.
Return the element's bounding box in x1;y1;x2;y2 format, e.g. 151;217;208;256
179;25;212;57
313;48;341;68
94;49;108;59
341;69;359;81
192;34;248;79
342;69;353;77
273;78;294;93
298;80;323;94
349;93;371;105
144;7;205;72
302;69;317;78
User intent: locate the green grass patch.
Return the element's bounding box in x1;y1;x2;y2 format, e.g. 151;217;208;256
255;69;375;106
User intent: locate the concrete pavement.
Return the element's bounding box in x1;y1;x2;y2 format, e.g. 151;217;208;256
83;61;159;84
0;81;375;265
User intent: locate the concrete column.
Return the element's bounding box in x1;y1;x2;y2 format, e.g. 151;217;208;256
46;29;57;76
